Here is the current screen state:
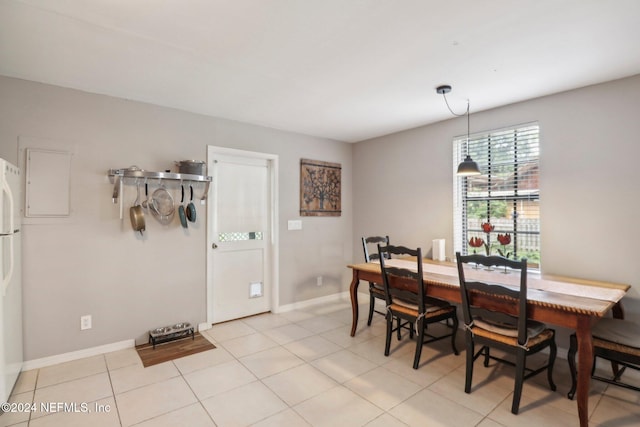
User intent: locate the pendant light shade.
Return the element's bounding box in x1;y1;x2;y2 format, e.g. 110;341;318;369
436;85;482;176
456;155;481;175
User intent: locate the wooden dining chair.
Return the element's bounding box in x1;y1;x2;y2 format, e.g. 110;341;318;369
567;317;640;399
378;244;459;369
455;252;557;415
362;235;390;326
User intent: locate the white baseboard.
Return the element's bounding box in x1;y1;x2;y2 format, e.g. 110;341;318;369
198;322;212;332
23;322;213;371
23;339;135;371
274;291;353;313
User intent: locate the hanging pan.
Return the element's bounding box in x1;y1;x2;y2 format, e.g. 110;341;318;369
178;184;188;228
186;185;197;222
129;182;145;235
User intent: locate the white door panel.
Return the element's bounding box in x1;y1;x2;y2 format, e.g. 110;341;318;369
212;248;268;320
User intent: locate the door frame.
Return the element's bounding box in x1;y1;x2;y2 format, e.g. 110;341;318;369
206;146;279;325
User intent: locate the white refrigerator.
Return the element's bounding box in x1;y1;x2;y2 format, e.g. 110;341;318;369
0;158;22;404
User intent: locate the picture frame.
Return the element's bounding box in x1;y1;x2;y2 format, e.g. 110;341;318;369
300;158;341;217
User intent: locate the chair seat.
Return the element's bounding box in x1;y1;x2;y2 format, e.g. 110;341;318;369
474;317;547;339
592;318;640;356
567;317;640;399
593;318;640;349
391;299;456;318
471;324;555;349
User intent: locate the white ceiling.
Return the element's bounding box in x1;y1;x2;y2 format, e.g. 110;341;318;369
1;0;639;142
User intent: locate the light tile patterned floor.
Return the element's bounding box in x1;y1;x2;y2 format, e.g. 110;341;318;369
2;298;639;426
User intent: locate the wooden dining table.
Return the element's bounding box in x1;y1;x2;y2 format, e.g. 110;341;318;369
347;258;630;427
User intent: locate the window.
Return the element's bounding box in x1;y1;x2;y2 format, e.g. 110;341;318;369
453;122;540;268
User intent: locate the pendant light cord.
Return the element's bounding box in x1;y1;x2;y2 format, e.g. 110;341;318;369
441;92;471;149
437;84;481;175
441;92;469;118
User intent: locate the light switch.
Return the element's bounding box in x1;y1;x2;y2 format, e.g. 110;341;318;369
288;220;302;230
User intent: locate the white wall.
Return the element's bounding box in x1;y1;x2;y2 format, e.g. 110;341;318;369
353;75;640;325
0;76;353;360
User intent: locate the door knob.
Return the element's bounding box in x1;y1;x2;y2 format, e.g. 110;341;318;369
212;243;218;249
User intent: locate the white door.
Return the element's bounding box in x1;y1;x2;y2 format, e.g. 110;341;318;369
207;147;278;324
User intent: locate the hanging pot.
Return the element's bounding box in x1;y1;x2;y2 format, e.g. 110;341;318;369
178;184;188;228
186;185;197;222
130;183;145;235
175;160;206;176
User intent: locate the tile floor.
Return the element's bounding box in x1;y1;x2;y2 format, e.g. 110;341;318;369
2;298;639;426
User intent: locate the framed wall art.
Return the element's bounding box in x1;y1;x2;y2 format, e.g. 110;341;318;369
300;158;341;216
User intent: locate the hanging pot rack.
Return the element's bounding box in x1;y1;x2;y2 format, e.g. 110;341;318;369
108;168;212;219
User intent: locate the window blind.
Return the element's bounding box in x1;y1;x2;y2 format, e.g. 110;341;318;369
453;122;541;268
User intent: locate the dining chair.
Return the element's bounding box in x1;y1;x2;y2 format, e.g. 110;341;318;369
455;252;557;415
567;317;640;399
378;244;459;369
362;235;390;326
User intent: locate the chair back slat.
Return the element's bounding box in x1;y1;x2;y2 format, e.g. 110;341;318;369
381;266;420;281
362;235;390;262
465;281;521;300
459;253;524;271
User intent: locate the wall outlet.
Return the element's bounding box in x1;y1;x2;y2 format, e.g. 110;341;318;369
80;315;92;330
316;276;323;286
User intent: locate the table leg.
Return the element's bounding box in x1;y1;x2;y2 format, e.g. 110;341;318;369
349;268;360;337
576;316;594;427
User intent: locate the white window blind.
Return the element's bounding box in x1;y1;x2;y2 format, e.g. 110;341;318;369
453;122;541;268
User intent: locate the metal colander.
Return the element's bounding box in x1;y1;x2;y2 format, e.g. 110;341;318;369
151;186;175;218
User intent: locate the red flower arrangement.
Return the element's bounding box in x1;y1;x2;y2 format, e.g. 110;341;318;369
469;222;511;259
470;222;514;271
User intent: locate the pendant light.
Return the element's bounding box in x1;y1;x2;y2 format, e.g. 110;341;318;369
436;85;481;176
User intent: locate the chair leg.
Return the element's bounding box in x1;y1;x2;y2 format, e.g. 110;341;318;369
367;293;375;326
567;334;578;400
413;319;425;369
451;314;459;355
397;317;402;340
384;312;393;357
512;350;526;415
483;346;490;367
464;332;474;393
611;360;621;379
547;334;557;391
